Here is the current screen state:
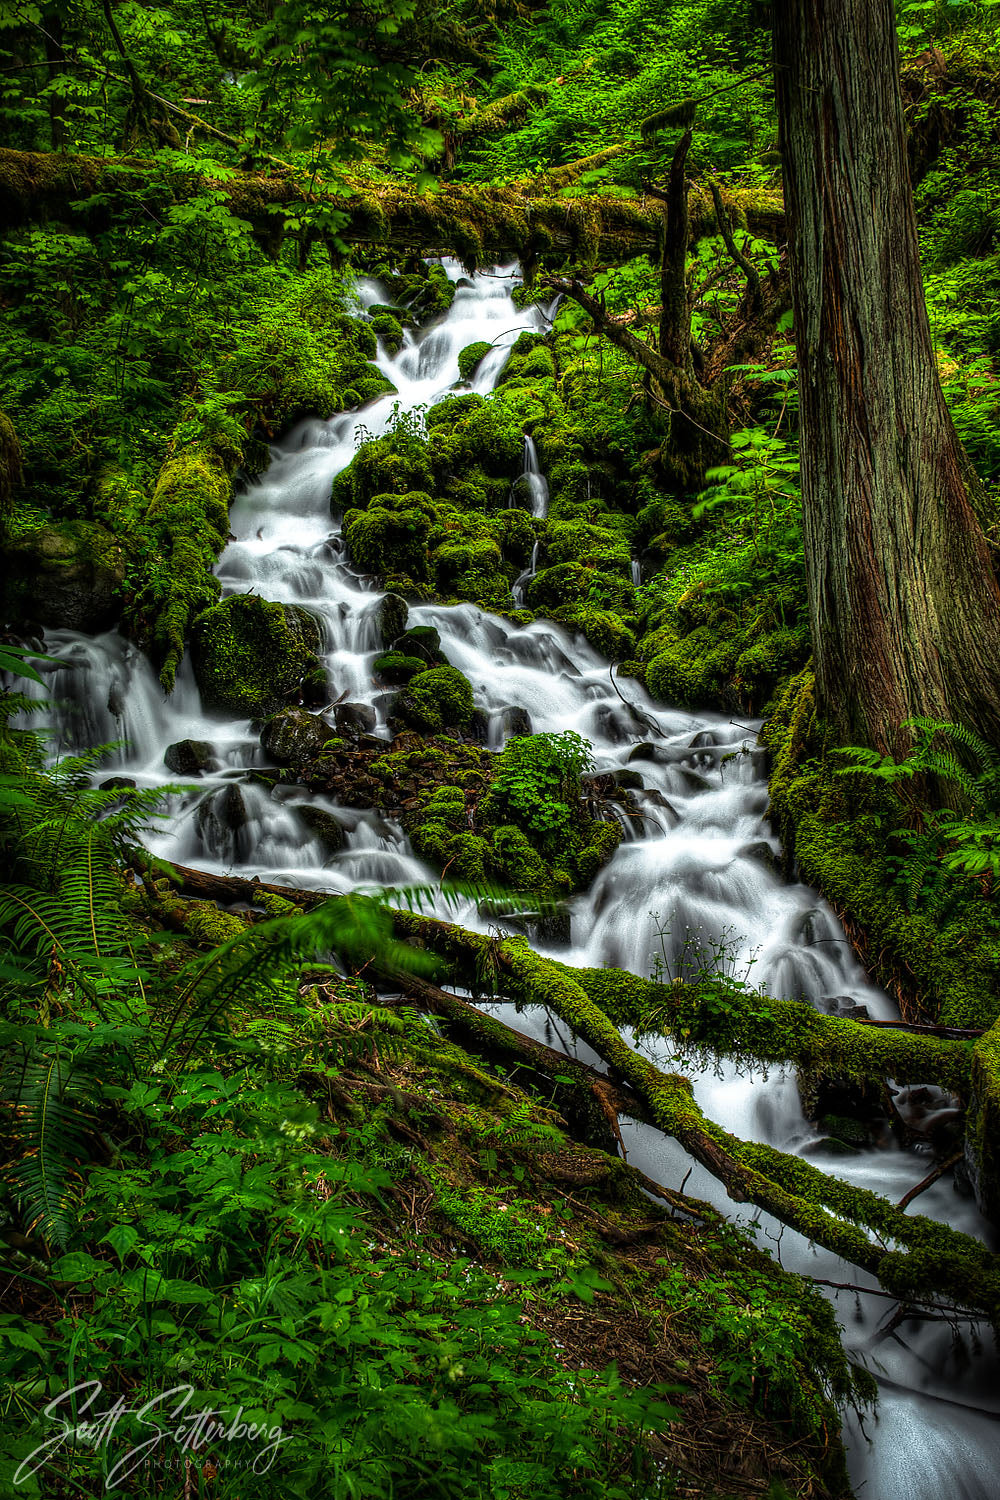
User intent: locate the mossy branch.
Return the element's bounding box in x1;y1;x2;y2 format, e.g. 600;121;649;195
387;909;1000;1321
0;147;784;269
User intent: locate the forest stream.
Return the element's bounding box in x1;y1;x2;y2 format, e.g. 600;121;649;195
25;263;1000;1498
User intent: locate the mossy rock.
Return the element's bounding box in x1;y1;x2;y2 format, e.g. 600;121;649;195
344;497;432;579
298;804;346;853
497;331;556;386
377;592;409;645
191;594;323;718
261;707;335;764
345;365;398;407
458;341;492;381
373;651;426;684
0;519;124;631
393;665;474;733
369;311;405;355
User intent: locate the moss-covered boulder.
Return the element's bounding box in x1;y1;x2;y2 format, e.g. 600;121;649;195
458;341;491;381
261;707;335;764
376;592;409;645
191;594;324;718
0;519;124;630
164;739;216;776
298;804;346;853
497;331;556;386
369;310;405;355
393;665;474;733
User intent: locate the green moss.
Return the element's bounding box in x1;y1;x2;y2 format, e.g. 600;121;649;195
457;341;492;381
373;650;426;683
0;518;125;632
369;310;405;355
490;825;554;892
344;495;432;580
394;665;475;733
0;408;23;530
191;593;323;718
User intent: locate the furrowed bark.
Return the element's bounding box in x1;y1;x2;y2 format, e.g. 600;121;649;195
772;0;1000;756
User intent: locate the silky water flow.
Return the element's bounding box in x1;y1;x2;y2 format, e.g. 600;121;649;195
24;263;1000;1499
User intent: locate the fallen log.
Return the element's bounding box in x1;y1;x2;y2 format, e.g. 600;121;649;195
0;146;784;266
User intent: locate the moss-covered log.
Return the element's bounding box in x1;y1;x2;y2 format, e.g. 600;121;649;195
389;910;1000;1321
0;147;784;268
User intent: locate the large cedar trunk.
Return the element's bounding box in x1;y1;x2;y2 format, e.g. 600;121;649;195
772;0;1000;754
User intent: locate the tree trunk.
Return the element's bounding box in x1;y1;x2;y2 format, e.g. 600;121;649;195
772;0;1000;755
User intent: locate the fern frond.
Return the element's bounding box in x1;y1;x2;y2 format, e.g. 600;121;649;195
0;1039;100;1247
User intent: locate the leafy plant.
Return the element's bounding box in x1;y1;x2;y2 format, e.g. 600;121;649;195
835;716;1000;903
488;730;595;843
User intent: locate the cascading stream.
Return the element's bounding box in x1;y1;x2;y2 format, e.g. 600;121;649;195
25;263;1000;1498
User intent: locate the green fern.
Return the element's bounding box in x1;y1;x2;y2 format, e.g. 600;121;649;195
0;1032;101;1247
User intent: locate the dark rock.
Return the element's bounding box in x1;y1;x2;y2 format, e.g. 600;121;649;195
501;706;532;738
195;784;249;861
393;625;442;663
377;592;409;647
467;708;491;744
335;701;376;735
164;739;216;776
678;769;712;793
99;776;136;792
1;521;125;632
612;769;645;791
738;840;779;876
298;805;346;853
260;708;335;765
627;741;658;764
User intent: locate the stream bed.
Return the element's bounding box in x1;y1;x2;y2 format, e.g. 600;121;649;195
27;263;1000;1498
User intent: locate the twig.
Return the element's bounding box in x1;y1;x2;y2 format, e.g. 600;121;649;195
896;1150;963;1211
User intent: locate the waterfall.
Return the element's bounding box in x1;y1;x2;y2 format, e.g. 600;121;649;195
22;260;998;1497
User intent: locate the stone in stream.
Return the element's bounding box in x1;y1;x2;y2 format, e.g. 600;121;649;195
737;840;779;877
260;708;335;765
626;741;658;764
500;706;532;738
298;805;346;854
195;784;249;859
99;776;136;792
191;594;324;718
164;739;216;776
377;592;409;646
334;701;376;736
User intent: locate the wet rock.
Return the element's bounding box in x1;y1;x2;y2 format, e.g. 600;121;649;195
260;708;335;765
377;592;409;647
191;594;323;718
611;769;645;790
99;776;136;792
467;708;491;744
592;703;632;744
627;741;658;764
164;739;216;776
1;521;125;632
195;784;249;860
678;769;713;794
500;706;532;738
738;840;779;876
826;995;871;1021
334;701;376;736
298;805;346;854
393;625;443;663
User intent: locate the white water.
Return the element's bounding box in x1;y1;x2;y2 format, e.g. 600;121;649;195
23;263;1000;1496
